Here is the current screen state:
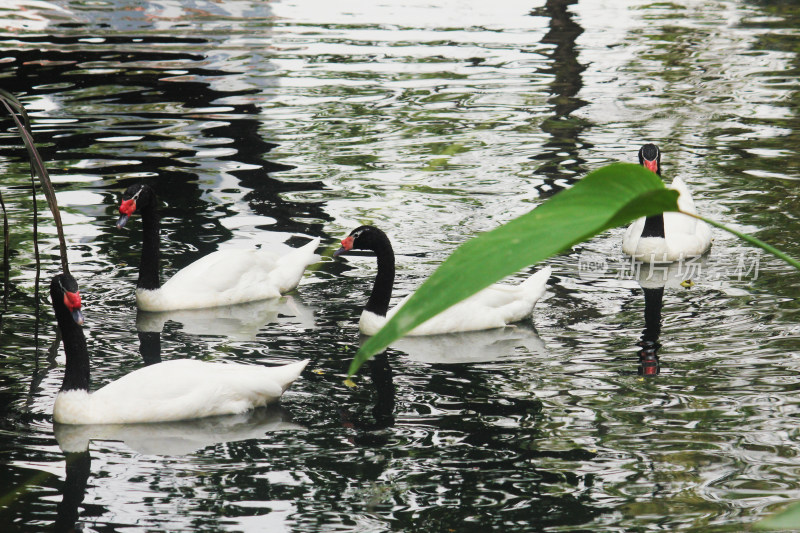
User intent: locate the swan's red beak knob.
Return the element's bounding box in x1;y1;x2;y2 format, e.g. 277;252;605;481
643;159;658;174
117;198;137;229
63;290;84;325
333;236;354;258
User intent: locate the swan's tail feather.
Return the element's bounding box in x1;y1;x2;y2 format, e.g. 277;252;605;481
283;237;321;267
269;359;310;392
520;265;551;301
273;238;321;294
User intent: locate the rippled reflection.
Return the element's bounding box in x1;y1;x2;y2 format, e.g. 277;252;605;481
54;406;303;456
136;295;316;340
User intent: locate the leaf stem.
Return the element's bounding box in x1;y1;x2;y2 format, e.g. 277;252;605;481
682;211;800;271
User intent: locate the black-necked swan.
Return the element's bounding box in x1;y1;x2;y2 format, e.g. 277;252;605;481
116;183;320;311
333;225;551;336
622;144;712;262
50;273;308;425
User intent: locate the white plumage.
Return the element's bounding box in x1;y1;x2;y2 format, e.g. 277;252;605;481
53;359;308;425
359;266;551;336
50;273;308;426
117;183;320;312
622;144;712;263
334;225;550;337
622;176;712;263
136;240;321;311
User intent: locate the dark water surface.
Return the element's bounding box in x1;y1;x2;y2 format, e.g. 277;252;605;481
1;0;799;531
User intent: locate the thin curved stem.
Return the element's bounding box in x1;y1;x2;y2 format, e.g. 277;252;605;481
681;210;800;271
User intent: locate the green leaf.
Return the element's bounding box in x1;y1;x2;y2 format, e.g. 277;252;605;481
349;162;679;375
754;501;800;530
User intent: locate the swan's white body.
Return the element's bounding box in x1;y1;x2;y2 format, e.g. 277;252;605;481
359;266;551;336
136;239;320;311
622;177;712;263
53;359;308;425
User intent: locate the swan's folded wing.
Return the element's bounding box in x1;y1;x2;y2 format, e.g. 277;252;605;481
164;249;280;294
381;267;549;336
270;238;321;294
84;360;305;424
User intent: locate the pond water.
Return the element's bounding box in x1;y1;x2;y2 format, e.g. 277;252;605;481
0;0;799;531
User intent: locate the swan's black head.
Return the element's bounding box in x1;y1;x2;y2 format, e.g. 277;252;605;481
638;144;661;175
50;273;84;326
116;183;156;229
333;225;388;257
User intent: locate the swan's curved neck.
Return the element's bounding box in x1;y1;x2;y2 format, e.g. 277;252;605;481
366;237;395;317
641;214;665;238
55;307;90;392
641;165;664;238
138;205;161;290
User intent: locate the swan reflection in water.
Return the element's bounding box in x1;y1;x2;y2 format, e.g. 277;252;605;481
135;294;316;341
341;323;547;439
53;404;303;455
633;257;705;376
388;322;547;365
52;406;302;531
51;329;306;531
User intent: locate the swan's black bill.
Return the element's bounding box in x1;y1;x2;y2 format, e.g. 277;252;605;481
72;308;84;326
116;214;129;229
333;235;354;258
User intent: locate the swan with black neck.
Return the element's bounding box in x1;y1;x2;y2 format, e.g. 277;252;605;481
333;225;550;336
622;144;712;262
50;273;308;425
116;183;320;311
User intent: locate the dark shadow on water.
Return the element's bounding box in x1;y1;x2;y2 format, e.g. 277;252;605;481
339;352;396;445
137;330;162;366
342;334;605;530
393;358;603;531
638;287;663;376
631;259;705;376
529;0;592;196
53;451;91;533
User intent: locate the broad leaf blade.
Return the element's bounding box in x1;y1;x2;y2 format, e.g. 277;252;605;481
755;501;800;530
349;163;679;375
